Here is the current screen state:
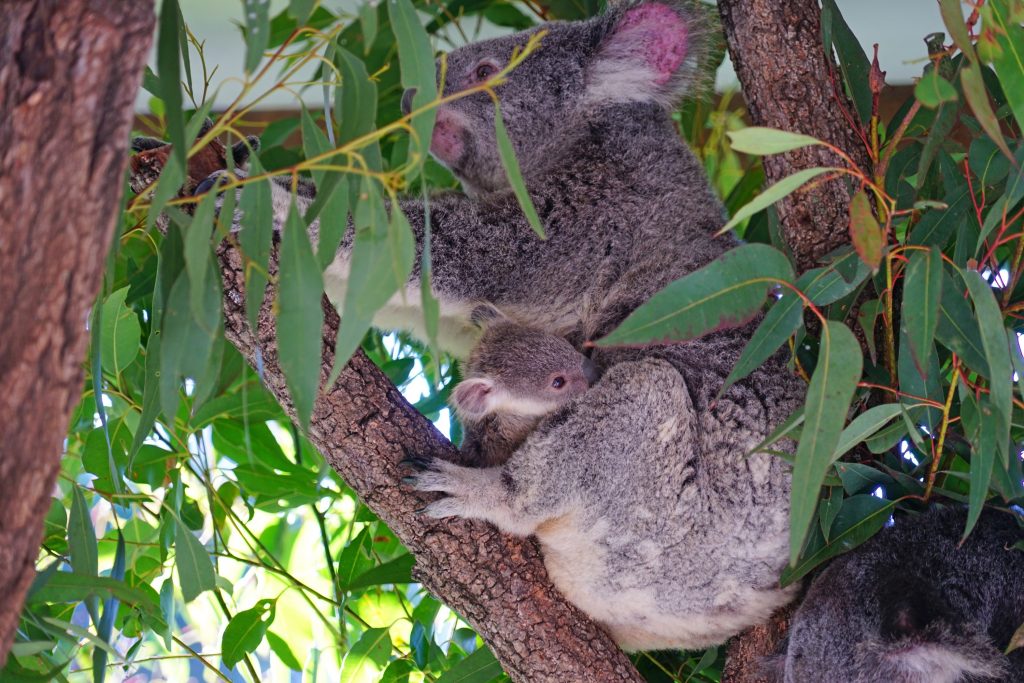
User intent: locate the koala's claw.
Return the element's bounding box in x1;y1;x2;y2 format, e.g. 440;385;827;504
399;455;437;473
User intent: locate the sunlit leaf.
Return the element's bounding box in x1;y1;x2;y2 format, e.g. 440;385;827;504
719;167;840;234
726;127;824;155
68;488;97;578
436;645;504;683
99;288;141;377
157;0;186;172
340;627;392;683
174;519;215;603
222;600;275;668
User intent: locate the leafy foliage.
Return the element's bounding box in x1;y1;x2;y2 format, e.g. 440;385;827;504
11;1;1024;682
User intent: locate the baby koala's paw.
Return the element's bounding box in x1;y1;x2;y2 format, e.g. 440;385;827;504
400;456;477;519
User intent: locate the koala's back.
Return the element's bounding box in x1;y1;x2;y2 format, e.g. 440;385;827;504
521;353;799;650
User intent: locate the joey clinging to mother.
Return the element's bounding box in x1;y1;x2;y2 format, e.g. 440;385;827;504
236;0;729;355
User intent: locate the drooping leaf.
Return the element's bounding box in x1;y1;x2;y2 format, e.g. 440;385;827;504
157;0;186;172
726;127;824;155
183;188;219;323
901;246;943;375
963;270;1011;466
222;600;275;668
174;519;215;603
267;631;304;671
68;488;97;578
830;403;903;466
339;627;392;683
961;63;1014;162
277;202;324;429
983;0;1024;133
99;288;141;377
436;645;504;683
597;244;794;347
389;0;438;175
334;48;382;171
964;393;996;540
821;0;872;124
849;189;884;270
242;0;271;73
789;321;863;565
938;0;978;62
238;155;274;333
494;100;544;238
720;167;840;234
936;269;990;374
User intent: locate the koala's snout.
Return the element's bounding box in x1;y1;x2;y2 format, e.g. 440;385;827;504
582;357;600;386
431;107;467;167
401;88;417;116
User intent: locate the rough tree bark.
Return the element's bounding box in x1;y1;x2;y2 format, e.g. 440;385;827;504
716;1;869;680
717;0;872;273
0;0;154;667
216;244;643;682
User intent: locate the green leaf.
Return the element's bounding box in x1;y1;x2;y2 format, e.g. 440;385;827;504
174;519;215;603
720;167;840;234
99;288;141;377
184;188;218;323
821;0;872;124
963;270;1011;466
849;189;883;271
726;127;824;155
277;202;325;429
915;70;959;108
29;573;160;620
146;152;185;232
340;627;392;683
720;291;802;395
965;393;996;540
961;63;1014;162
902;246;943;375
830;403;903;465
243;0;271;73
238;155;274;333
984;0;1024;133
936;269;989;374
334;48;382;171
789;321;863;565
436;645;504;683
347;554;415;590
939;0;978;63
156;0;185;172
222;600;275;668
388;0;438;175
494;100;544;238
267;630;303;670
68;488;97;578
782;495;894;585
288;0;316;23
597;244;794;346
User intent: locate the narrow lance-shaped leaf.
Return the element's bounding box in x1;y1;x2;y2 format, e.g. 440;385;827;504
821;0;872;124
902;246;943;376
69;487;98;578
726;127;824;155
719;167;841;235
93;531;126;683
982;0;1024;134
277;202;325;429
157;0;186;172
100;288;141;377
938;0;979;62
174;518;215;603
242;0;270;73
238;155;274;333
961;63;1014;162
829;404;902;466
849;189;884;271
388;0;438;173
184;188;218;324
965;393;996;540
719;290;803;396
334;48;381;171
789;321;862;565
494;100;545;238
419;187;440;352
436;646;504;683
597;244;794;347
963;270;1012;466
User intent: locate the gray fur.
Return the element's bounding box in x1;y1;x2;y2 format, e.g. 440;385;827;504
412;318;803;651
769;508;1024;683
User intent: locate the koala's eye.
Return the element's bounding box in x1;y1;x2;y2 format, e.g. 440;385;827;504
474;62;498;81
551;376;566;389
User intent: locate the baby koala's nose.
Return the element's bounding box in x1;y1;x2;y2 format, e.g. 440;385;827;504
401;88;417;116
582;357;601;386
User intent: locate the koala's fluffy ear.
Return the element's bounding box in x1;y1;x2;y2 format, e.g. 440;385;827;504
231;136;261;167
451;378;496;420
587;1;709;108
874;579;1008;682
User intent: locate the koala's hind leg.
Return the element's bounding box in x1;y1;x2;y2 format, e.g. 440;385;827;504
402;456;548;537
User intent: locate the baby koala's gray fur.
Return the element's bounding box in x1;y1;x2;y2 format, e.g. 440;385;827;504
410;318;803;651
767;507;1024;683
452;306;599;468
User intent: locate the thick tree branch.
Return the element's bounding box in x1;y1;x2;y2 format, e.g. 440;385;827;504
718;0;872;273
715;1;869;679
0;0;154;666
216;242;643;682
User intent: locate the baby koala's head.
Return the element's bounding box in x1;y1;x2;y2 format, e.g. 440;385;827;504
451;305;600;426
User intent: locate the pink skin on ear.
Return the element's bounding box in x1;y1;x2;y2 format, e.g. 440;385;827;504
451;379;493;419
431;107;465;166
616;4;689;85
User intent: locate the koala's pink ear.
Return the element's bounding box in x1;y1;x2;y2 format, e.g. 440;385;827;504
451;378;495;420
588;2;703;107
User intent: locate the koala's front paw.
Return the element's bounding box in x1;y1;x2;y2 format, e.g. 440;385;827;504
400;456;475;519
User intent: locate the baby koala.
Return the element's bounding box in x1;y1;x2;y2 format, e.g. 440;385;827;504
451;306;600;467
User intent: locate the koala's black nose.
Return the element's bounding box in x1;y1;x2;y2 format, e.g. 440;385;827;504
582;357;601;386
401;88;417;116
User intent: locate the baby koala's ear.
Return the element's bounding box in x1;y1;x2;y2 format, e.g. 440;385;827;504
469;303;511;329
231;136;261;167
451;378;496;420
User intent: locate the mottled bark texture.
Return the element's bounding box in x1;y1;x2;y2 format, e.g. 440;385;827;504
717;0;872;273
217;243;643;682
716;0;868;679
0;0;154;667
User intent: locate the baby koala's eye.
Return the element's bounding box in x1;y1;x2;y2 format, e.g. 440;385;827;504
474;62;498;81
551;376;566;389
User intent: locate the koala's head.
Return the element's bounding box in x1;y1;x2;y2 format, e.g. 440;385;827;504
768;572;1009;683
451;305;600;425
416;0;710;195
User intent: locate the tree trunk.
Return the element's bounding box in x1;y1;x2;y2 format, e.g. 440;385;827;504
0;0;154;667
716;0;868;679
217;244;643;682
717;0;872;273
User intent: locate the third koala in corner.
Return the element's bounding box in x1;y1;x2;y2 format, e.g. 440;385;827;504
767;507;1024;683
449;306;600;468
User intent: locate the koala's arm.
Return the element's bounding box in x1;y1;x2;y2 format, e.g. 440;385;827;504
407;358;696;535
